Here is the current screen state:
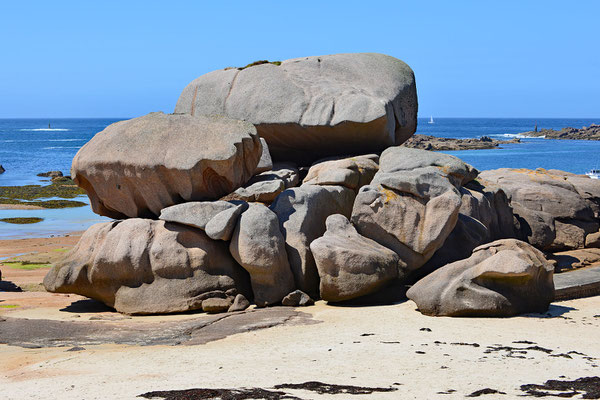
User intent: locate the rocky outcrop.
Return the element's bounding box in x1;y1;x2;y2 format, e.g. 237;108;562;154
310;214;399;302
175;53;418;165
159;201;240;230
222;163;300;203
229;203;295;306
520;124;600;140
479;168;600;251
407;239;554;317
270;185;356;297
403;134;520;151
351;147;471;276
72;112;262;219
43;219;251;315
413;181;515;281
303;155;379;191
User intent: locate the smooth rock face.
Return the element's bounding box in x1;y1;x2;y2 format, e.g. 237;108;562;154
311;214;399;302
205;203;247;241
303;154;379;191
228;293;251;312
159;201;237;230
407;239;554;317
414;182;516;281
378;146;479;187
72;112;262;219
43;219;251;315
479;168;600;251
255;138;274;174
175;53;418;164
229;203;295;306
352;148;464;274
270;185;356;297
202;297;233;314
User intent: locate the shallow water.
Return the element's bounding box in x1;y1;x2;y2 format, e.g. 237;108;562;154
0;117;598;239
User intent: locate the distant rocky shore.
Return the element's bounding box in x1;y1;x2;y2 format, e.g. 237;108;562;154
520;124;600;140
403;134;520;150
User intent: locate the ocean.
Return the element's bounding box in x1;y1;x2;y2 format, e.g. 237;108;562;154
1;117;599;239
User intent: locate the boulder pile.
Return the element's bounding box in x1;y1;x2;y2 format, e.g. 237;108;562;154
44;53;600;317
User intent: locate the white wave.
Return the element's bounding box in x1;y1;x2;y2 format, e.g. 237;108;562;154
42;146;81;149
48;139;84;142
19;128;71;132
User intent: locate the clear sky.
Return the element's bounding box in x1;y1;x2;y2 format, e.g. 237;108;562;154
1;1;599;118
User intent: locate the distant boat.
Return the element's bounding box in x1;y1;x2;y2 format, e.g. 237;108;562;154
586;169;600;179
48;123;51;129
428;116;435;124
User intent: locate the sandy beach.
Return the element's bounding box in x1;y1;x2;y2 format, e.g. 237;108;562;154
1;234;599;399
1;294;598;399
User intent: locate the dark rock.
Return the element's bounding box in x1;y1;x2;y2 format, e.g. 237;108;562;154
228;294;250;312
282;290;314;307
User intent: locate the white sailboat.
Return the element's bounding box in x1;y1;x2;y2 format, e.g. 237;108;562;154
428;116;435;124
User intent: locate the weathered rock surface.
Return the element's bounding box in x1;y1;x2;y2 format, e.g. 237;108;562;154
303;154;379;191
202;297;233;314
407;239;554;317
72;112;262;219
43;219;251;314
311;214;399;302
270;185;356;297
175;53;418;164
414;182;515;281
229;204;295;306
352;147;466;275
281;290;314;307
228;294;251;312
255;138;273;174
159;201;238;230
479;168;600;251
403;134;520;151
205;203;247;241
222;163;300;203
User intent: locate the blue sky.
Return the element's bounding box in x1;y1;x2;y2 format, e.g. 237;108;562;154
1;1;598;118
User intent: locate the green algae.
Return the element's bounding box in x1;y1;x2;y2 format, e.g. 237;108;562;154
2;261;53;270
0;217;44;224
239;60;282;69
0;305;19;309
0;179;87;208
0;179;85;200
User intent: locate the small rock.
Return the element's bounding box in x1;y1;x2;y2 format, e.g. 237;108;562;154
202;297;233;314
0;165;5;174
282;290;314;307
205;203;247;241
66;346;86;352
228;294;250;312
37;170;63;178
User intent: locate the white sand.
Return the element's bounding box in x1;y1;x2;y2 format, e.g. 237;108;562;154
1;296;599;399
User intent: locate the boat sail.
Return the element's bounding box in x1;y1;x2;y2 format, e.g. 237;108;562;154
428;116;434;124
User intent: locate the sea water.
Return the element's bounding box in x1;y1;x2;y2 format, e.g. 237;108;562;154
0;117;599;239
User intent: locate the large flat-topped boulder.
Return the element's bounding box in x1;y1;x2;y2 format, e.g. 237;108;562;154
479;168;600;251
407;239;554;317
43;219;251;315
72;112;262;219
175;53;417;164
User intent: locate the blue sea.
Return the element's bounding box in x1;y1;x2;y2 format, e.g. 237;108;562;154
0;117;599;239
